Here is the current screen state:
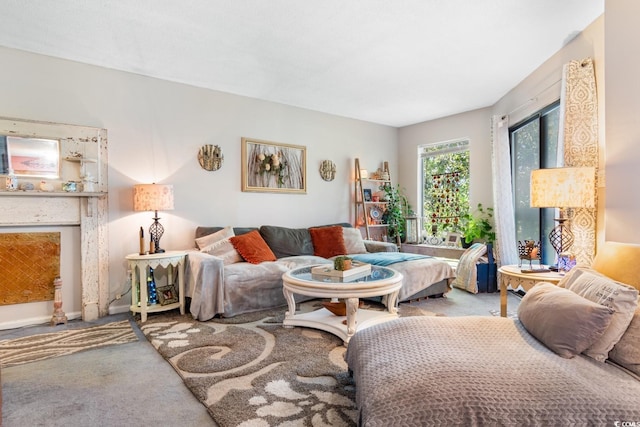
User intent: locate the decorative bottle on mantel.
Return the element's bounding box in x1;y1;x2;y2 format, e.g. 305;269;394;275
5;168;17;191
147;267;158;305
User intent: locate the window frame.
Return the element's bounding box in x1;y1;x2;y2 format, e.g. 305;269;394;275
509;101;560;265
419;138;470;237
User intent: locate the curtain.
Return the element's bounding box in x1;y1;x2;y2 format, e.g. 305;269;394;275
491;115;518;266
560;58;599;266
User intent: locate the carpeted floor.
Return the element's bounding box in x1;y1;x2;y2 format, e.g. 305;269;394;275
1;313;216;427
1;288;521;426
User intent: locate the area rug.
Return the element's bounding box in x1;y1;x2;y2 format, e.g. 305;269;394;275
139;301;436;427
0;320;137;368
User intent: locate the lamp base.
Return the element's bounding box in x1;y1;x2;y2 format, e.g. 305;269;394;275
548;216;573;272
149;213;166;254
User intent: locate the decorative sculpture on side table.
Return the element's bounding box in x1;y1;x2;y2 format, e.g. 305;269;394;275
518;240;547;272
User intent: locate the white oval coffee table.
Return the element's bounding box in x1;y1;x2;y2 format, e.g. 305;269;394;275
282;264;403;345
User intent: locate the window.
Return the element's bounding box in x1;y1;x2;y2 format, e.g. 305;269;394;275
509;102;560;265
421;139;470;236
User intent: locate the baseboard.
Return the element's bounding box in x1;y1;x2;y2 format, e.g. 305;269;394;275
0;311;82;330
108;305;131;315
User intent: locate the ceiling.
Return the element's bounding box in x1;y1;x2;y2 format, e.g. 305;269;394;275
0;1;603;127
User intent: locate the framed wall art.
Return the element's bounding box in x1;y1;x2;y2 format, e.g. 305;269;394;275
241;137;306;194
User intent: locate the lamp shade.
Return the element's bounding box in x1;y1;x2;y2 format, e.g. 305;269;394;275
530;167;595;209
133;184;174;212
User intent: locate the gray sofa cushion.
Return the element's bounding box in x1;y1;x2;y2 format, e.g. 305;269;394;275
259;225;314;258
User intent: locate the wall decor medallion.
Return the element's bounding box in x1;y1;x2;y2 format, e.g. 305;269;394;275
241;137;306;194
198;144;224;171
319;160;336;181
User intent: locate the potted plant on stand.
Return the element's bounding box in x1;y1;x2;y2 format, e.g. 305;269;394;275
380;183;411;246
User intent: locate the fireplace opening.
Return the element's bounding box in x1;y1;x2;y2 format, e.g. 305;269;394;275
0;232;61;306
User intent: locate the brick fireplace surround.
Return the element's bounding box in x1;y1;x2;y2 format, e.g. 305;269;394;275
0;117;109;322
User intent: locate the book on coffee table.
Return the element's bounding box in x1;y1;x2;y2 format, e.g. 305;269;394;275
311;261;371;278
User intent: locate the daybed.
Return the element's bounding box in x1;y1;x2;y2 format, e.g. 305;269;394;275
185;223;455;320
346;241;640;425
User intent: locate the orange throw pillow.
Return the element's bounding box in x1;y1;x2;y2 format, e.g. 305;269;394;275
230;230;277;264
309;226;348;258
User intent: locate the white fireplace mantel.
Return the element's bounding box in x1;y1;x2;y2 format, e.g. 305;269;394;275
0;117;109;321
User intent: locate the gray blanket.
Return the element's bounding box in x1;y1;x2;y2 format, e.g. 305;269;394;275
346;316;640;426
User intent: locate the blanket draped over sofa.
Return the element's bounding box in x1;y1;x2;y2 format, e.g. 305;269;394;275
349;252;429;266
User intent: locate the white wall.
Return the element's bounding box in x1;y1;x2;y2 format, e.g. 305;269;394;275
604;0;640;243
0;46;397;320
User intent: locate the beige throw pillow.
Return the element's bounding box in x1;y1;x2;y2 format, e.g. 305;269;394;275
608;303;640;376
343;227;367;254
517;283;614;359
200;237;243;265
195;226;235;250
560;267;638;362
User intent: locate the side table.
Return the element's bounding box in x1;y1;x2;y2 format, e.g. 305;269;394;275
498;265;564;317
126;251;187;322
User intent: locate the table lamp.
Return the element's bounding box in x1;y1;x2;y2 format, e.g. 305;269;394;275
133;183;174;253
530;167;595;267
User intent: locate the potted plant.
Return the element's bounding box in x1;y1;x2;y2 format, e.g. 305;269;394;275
379;183;411;245
460;203;496;247
334;256;353;271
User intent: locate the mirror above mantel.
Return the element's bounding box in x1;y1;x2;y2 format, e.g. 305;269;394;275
0;117;107;194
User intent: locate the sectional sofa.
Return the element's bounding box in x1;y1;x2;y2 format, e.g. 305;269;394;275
184;223;455;320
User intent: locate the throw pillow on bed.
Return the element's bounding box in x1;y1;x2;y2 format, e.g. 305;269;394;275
200;237;243;265
343;227;368;254
230;230;277;264
518;282;614;359
195;225;235;250
559;267;639;362
309;225;348;258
